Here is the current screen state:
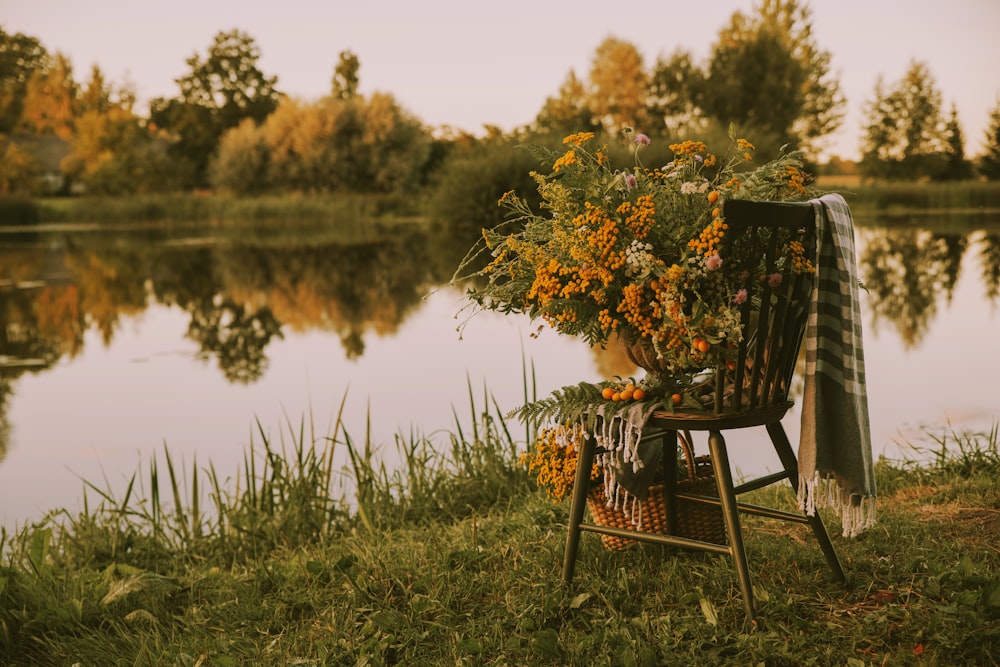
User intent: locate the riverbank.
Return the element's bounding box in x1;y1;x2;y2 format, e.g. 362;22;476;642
4;180;1000;229
2;415;998;665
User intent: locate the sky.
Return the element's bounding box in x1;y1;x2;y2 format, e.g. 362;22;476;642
3;0;1000;161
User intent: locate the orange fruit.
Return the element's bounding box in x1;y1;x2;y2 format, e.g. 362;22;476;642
601;386;615;400
633;388;646;401
671;393;682;405
612;392;622;402
707;190;720;204
693;338;710;353
620;388;634;401
725;359;737;371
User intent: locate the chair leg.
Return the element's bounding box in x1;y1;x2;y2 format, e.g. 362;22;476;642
562;432;597;583
707;430;757;621
766;422;848;586
660;430;679;535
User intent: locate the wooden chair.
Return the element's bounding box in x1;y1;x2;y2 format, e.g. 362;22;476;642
561;199;848;622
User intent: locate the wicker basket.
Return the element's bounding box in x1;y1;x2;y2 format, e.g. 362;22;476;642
586;432;727;550
622;335;671;376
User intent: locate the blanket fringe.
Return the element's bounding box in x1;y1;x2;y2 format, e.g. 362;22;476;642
798;472;876;538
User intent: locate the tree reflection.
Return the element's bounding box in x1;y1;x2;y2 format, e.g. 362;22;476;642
859;228;967;348
979;233;1000;303
187;296;282;384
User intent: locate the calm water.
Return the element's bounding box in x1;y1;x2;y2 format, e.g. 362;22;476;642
2;214;999;530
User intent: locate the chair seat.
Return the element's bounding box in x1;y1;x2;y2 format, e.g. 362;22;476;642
649;401;794;431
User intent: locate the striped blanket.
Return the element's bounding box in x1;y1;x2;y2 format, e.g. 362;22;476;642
798;194;877;537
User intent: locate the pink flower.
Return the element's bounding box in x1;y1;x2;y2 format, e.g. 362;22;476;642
625;173;637;189
635;133;651;146
733;289;748;305
705;253;723;271
768;272;783;288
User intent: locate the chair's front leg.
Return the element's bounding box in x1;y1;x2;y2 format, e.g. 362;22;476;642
708;430;757;621
562;432;597;583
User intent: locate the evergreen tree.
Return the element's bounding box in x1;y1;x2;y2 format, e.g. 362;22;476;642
937;103;973;180
979;101;1000;180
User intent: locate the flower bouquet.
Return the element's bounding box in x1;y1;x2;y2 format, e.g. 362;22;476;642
454;127;817;412
453;128;819;536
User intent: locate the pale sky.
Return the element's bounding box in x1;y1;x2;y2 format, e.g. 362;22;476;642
3;0;999;161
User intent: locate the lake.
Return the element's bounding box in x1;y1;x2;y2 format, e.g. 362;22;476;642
2;212;999;531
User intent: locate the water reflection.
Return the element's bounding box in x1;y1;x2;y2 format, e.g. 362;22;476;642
1;215;999;471
857;225;999;348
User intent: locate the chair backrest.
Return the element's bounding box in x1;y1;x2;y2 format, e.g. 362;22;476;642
713;199;818;414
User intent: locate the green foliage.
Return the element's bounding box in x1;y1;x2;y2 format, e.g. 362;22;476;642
506;381;608;429
423;135;542;232
860;60;949;180
700;0;843;149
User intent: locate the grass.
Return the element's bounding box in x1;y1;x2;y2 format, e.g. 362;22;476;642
1;393;998;665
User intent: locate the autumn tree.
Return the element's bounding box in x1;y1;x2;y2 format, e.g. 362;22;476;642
860;60;947;180
701;0;843;150
979;101;1000;180
331;50;360;100
586;37;651;135
149;29;281;187
0;28;48;133
18;52;76;140
62;69;184;194
210;91;431;195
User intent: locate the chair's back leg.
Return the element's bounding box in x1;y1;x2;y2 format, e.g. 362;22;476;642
765;422;848;586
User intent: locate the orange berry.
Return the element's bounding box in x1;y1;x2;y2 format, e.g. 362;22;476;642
671;393;682;405
707;190;720;204
601;387;615;400
693;338;710;353
725;359;737;371
612;392;622;402
620;388;634;401
632;388;646;401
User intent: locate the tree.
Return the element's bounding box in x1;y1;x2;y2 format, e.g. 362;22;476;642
0;28;48;133
859;60;947;180
63;71;186;194
331;50;360;100
585;37;651;135
702;0;843;150
18;52;76;140
647;49;705;135
979;101;1000;180
533;70;599;137
212;90;431;195
937;103;973;181
149;29;281;186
